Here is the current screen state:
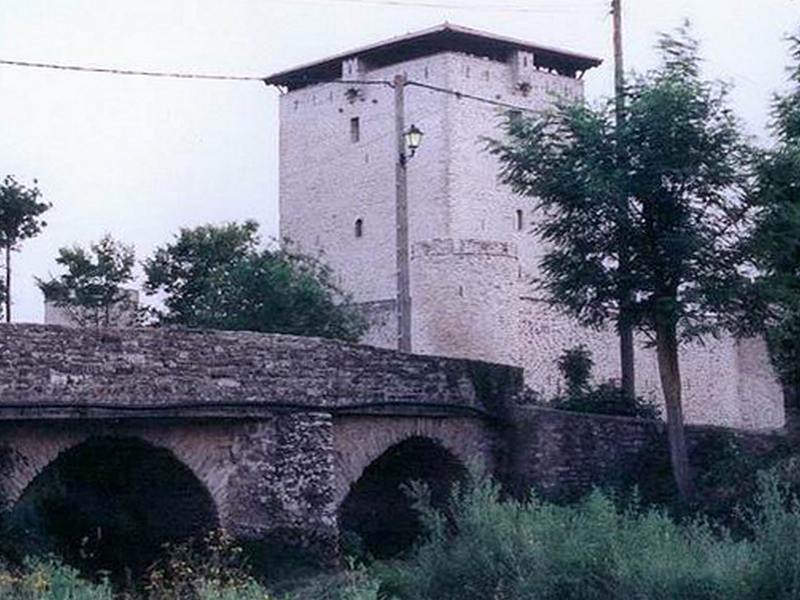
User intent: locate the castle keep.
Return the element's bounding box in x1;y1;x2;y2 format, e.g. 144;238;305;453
266;24;784;429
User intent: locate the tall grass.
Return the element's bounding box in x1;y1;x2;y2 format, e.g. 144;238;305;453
4;470;800;599
377;471;800;600
0;559;114;600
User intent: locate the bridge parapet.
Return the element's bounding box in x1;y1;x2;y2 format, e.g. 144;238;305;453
0;324;522;419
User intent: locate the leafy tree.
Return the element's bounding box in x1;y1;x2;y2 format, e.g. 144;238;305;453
748;33;800;425
37;235;136;328
0;175;51;322
144;220;367;341
557;345;594;397
550;345;659;419
490;26;752;501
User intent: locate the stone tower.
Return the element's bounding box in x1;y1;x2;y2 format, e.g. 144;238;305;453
267;24;784;429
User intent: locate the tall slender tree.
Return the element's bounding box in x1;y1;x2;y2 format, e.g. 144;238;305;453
490;26;752;501
0;176;51;322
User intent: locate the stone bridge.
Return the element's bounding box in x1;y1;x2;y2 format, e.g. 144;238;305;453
0;325;521;569
0;325;781;575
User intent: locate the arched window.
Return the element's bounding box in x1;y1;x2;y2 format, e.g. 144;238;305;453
355;218;363;238
515;209;524;231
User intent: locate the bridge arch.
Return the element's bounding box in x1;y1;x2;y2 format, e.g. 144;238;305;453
332;415;493;507
5;435;219;578
337;435;468;558
334;416;492;558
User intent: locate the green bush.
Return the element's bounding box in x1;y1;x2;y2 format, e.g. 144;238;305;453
145;530;274;600
551;382;660;420
376;472;800;600
549;346;660;419
266;561;387;600
7;471;800;600
0;559;114;600
745;470;800;599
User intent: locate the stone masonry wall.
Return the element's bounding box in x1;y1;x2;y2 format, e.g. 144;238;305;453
518;300;785;429
332;414;495;506
0;415;339;559
279;53;452;304
507;405;786;501
0;324;522;560
0;324;521;415
411;238;521;366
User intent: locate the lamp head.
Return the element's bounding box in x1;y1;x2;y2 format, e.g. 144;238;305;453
404;124;424;157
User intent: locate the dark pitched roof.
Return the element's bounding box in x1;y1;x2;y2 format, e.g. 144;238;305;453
264;23;602;90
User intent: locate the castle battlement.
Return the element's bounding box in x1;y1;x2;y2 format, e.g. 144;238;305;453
412;238;517;258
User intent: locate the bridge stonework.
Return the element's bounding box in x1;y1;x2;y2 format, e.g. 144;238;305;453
0;325;783;564
0;325;519;560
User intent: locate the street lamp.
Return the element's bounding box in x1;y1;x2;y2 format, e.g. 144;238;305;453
394;74;422;353
404;124;424;159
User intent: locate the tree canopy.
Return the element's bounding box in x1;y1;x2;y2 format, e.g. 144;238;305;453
749;34;800;399
0;175;51;321
143;221;367;342
37;235;136;328
490;25;753;501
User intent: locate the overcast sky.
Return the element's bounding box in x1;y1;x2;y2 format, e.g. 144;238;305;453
0;0;798;322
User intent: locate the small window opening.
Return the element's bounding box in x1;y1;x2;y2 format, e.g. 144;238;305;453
515;209;524;231
350;117;360;143
355;218;364;238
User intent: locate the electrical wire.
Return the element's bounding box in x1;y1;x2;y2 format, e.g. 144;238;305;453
0;59;265;81
0;57;546;114
406;79;539;113
273;0;600;13
0;59;396;87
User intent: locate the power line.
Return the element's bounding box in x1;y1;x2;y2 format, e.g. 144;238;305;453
0;59;398;88
0;59;267;81
272;0;600;13
406;80;538;113
0;56;555;115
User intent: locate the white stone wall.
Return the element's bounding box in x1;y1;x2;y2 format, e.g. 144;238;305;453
411;238;521;366
518;299;784;428
277;46;784;429
736;337;785;429
280;54;453;303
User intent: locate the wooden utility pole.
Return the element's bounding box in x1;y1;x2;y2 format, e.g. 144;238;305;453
4;244;10;323
394;73;412;352
612;0;635;398
612;0;625;117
